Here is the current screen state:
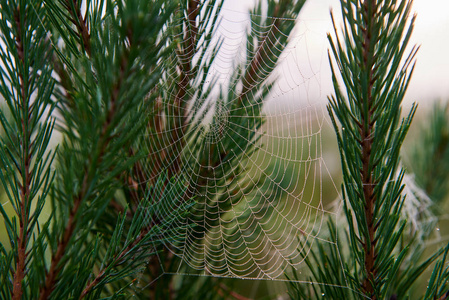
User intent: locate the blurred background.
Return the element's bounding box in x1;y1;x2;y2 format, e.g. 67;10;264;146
221;0;449;106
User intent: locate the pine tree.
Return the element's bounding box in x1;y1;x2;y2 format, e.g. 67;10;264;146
287;0;449;299
0;0;306;298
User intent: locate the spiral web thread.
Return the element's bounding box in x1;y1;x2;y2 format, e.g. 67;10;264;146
135;1;347;283
0;1;440;297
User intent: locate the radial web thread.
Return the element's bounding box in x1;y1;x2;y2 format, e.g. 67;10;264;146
139;1;342;282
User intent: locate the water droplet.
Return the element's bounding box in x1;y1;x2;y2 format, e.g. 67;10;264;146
322;293;325;296
437;228;440;231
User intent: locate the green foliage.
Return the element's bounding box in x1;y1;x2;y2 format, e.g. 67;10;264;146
0;0;308;298
288;1;449;299
2;0;446;298
0;0;192;298
424;242;449;299
135;0;307;286
0;0;57;298
407;102;449;204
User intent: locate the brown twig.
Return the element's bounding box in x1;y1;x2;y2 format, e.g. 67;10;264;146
37;7;93;296
167;0;200;178
438;291;449;300
65;0;91;56
79;226;150;299
360;1;378;298
39;192;83;300
239;4;280;101
12;6;31;300
38;42;129;300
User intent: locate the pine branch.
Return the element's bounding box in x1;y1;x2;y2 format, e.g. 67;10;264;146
0;1;56;298
79;226;148;299
239;10;280;98
288;0;449;299
39;31;132;298
38;192;82;300
12;6;31;299
39;77;122;298
425;242;449;299
239;0;305;102
34;1;181;298
321;0;446;298
169;0;201;178
63;0;91;55
358;1;378;294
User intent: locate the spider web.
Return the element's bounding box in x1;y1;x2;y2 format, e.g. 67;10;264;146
137;0;343;283
0;1;443;298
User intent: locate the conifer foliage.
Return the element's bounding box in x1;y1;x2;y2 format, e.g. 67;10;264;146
0;0;306;298
288;0;449;299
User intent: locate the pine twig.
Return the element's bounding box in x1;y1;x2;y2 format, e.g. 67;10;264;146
79;226;150;299
12;5;31;299
39;47;130;300
360;1;378;296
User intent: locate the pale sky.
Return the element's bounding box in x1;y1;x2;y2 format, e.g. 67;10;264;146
220;0;449;107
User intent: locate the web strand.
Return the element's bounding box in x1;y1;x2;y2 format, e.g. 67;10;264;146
139;2;343;282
